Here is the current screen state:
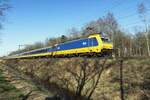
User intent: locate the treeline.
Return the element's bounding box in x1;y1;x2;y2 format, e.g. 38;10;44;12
9;3;150;57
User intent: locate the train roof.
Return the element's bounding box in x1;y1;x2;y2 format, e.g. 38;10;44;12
18;46;53;55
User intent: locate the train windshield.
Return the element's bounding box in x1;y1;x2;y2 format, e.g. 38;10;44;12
101;37;111;42
99;32;111;42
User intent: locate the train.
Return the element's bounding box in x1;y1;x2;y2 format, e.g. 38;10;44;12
6;33;113;59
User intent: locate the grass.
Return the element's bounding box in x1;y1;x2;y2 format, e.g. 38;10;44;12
4;57;150;100
0;69;23;100
97;58;150;100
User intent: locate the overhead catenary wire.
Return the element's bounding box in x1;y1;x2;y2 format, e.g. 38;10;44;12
103;0;150;21
102;0;125;15
117;10;150;21
108;0;125;11
96;0;149;32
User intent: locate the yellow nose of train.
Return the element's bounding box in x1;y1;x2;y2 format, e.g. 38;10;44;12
103;43;113;49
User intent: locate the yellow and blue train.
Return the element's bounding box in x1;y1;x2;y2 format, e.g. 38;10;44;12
7;33;113;59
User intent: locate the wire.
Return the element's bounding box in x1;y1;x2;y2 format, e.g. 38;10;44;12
109;0;125;11
102;0;125;15
116;7;150;21
125;20;143;26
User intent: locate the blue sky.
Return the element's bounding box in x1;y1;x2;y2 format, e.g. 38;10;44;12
0;0;150;56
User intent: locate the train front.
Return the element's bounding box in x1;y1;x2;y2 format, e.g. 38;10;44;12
100;33;113;56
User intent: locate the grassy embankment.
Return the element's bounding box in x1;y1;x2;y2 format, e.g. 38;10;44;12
4;57;150;100
0;69;22;100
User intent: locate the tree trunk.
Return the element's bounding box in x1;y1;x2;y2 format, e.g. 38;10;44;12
145;35;150;56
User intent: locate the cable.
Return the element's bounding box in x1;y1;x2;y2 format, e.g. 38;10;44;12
104;0;150;21
116;8;150;21
102;0;125;15
109;0;125;11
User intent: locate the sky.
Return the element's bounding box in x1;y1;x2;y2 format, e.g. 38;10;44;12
0;0;150;56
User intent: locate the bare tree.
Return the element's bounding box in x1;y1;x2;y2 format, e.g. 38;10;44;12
68;27;80;39
138;2;150;56
63;58;108;100
60;35;68;43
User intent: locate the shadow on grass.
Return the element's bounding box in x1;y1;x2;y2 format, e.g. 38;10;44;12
26;72;88;100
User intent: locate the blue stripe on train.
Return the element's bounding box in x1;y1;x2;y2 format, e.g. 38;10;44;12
49;37;98;51
23;37;98;55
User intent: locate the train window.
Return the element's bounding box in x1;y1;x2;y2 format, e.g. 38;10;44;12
101;37;111;42
89;37;98;46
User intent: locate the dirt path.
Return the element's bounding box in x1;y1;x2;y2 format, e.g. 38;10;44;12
0;61;52;100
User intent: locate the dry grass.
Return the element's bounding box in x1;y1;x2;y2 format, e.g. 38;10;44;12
3;57;150;100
